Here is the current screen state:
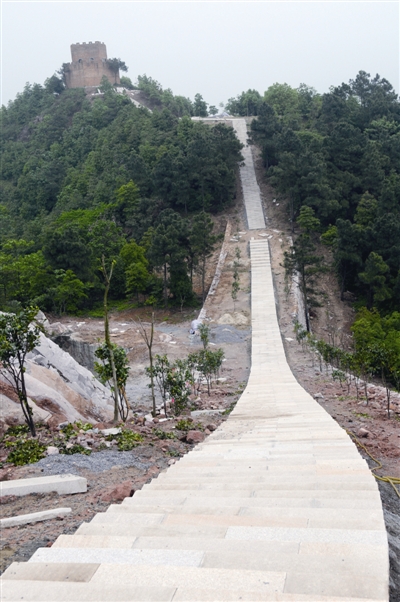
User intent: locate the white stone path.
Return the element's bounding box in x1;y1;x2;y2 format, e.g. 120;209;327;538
1;120;389;601
232;119;266;229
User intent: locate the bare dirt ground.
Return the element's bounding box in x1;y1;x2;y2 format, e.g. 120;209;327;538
1;144;399;598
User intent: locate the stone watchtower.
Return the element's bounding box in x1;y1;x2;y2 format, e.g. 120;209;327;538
64;41;119;89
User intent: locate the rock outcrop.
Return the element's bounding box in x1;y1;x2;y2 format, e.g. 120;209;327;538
0;331;114;430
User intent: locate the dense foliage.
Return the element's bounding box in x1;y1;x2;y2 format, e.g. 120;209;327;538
237;72;400;388
0;77;242;312
247;72;400;316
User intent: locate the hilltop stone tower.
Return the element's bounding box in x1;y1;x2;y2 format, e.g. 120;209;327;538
64;42;120;89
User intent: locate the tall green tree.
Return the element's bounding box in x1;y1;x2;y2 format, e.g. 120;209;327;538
0;307;42;436
189;212;218;302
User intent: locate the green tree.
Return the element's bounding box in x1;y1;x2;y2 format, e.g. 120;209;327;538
264;83;300;122
226;89;262;116
193;93;208;117
359;252;391;309
334;219;363;301
120;241;149;299
94;342;130;421
114;180;140;228
149;210;188;308
189;212;218;302
0;307;42;436
54;269;87;314
120;76;134;90
354;192;378;227
284;233;323;331
106;58;128;84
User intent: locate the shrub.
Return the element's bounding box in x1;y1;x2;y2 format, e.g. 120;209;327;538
153;428;175;440
6;439;46;465
60;443;91;456
106;429;144;451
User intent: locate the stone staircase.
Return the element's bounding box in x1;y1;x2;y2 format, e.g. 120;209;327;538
1;119;389;601
231;119;266;230
1;241;389;601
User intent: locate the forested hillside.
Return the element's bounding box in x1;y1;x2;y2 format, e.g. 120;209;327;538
0;75;242;312
228;71;400;390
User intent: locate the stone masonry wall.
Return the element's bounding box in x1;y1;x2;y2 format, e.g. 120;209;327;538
65;41;119;89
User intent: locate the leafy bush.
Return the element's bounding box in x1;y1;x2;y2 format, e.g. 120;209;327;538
175;418;194;431
74;420;93;432
60;423;76;439
6;439;46;465
153;428;175;440
175;419;203;432
4;424;30;437
106;429;144;451
60;444;91;456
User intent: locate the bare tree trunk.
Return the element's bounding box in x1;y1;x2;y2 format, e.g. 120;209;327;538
201;256;206;304
102;256;120;423
163;263;168;309
136;313;157;417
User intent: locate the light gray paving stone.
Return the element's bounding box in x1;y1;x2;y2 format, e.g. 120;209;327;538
283;566;388;601
90;564;286;593
0;582;176;601
131;537;300;555
226;526;388;546
2;562;99;582
75;522;228;539
52;535;137;549
29;547;204;567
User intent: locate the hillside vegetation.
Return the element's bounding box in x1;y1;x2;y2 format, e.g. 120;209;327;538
228;72;400;392
0;75;241;312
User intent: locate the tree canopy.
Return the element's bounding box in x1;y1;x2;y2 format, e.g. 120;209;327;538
0;74;242;312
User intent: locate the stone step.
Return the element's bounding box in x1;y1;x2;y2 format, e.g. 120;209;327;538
133;487;378;499
107;503;383;528
1;561;387;601
2;580;378;602
29;547;204;567
122;496;381;510
99;507;383;531
28;545;386;586
141;478;376;491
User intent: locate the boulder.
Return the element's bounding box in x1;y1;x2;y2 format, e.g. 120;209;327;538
186;430;205;444
47;322;71;336
8;331;116;425
101;482;134;502
46;446;59;456
101;428;121;436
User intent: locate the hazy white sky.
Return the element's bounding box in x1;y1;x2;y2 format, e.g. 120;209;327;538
1;1;399;107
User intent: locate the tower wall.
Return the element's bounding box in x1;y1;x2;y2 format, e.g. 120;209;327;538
64;41;120;89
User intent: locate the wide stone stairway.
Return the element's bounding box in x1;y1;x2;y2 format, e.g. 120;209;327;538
1;120;389;601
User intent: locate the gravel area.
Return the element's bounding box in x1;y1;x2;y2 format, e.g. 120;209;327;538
33;451;151;475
